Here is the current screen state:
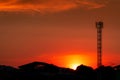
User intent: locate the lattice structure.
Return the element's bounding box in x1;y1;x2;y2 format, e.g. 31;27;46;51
96;21;103;67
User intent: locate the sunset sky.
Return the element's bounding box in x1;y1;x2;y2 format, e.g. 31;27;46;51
0;0;120;69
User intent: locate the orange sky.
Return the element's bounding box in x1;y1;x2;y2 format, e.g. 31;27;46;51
0;0;120;69
0;0;105;13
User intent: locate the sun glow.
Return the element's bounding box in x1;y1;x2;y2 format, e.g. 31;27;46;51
70;63;80;70
64;54;84;70
36;53;92;69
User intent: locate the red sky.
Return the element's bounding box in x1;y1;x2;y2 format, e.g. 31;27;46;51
0;0;120;69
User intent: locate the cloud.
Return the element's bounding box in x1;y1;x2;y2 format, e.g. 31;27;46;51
0;0;106;13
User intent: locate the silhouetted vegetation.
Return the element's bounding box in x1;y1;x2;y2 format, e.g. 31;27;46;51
0;61;120;80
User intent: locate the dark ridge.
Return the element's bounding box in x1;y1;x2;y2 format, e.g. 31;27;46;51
0;61;120;80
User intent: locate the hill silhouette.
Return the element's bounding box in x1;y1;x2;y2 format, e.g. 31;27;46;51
0;61;120;80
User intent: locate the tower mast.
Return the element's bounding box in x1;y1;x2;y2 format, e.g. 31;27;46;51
96;21;103;67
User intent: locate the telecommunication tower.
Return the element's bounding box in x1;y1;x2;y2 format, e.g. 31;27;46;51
96;21;103;67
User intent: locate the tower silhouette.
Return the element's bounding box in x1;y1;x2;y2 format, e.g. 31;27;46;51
96;21;103;67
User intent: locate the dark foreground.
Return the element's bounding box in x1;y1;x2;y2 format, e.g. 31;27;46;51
0;62;120;80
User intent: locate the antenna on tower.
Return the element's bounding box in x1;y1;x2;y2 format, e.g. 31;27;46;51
96;21;103;68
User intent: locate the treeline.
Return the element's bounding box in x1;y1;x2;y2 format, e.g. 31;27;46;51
0;62;120;80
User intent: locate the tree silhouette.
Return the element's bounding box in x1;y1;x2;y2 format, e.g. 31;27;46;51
0;62;119;80
0;65;19;80
76;64;95;80
95;66;115;80
114;65;120;80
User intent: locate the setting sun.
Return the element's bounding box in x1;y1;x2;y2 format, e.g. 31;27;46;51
64;54;85;70
69;63;80;70
36;53;95;69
